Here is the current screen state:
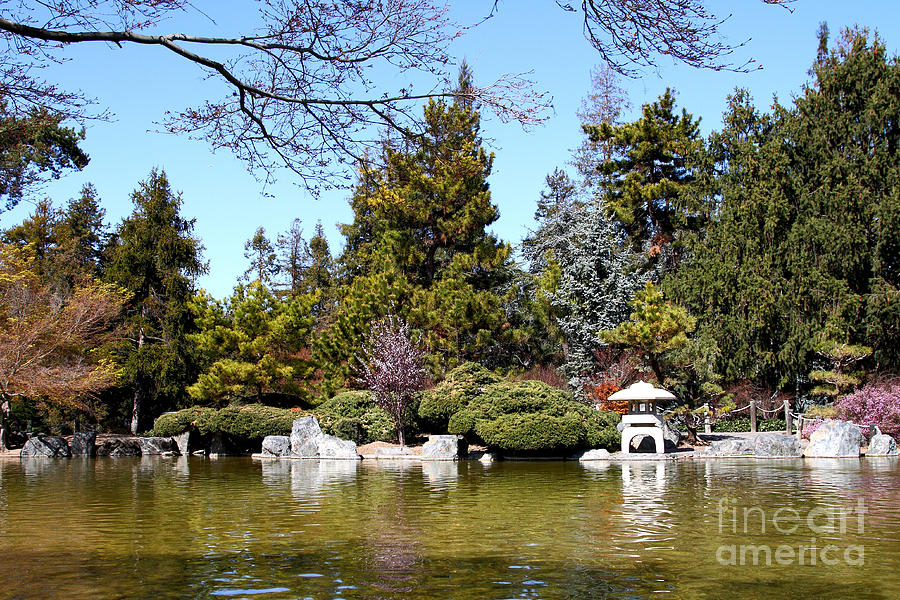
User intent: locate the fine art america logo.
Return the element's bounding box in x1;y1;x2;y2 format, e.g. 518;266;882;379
715;497;866;566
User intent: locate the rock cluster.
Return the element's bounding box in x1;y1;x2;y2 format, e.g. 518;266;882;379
421;435;467;460
261;416;360;460
19;434;182;458
706;433;801;458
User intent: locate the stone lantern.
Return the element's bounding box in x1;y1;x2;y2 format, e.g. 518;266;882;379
609;381;675;454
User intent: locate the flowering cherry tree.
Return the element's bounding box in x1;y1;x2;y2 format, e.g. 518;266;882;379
357;316;427;446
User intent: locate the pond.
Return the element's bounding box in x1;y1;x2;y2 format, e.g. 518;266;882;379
0;457;898;599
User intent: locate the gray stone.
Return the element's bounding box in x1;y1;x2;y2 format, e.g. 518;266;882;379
616;421;626;433
261;435;292;457
867;434;898;456
96;438;142;457
70;432;96;456
753;433;802;458
805;420;864;458
317;434;361;460
138;436;179;455
706;437;755;456
421;435;467;460
663;419;682;447
172;431;191;456
579;448;611;461
290;416;324;457
20;435;71;458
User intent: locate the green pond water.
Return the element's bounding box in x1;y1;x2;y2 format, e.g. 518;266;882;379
0;456;898;600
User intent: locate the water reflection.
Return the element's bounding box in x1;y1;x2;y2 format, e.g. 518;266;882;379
290;459;358;499
420;460;460;490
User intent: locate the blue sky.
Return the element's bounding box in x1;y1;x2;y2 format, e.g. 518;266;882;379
2;1;898;299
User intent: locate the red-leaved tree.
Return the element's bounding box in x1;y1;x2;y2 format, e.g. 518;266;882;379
357;316;427;447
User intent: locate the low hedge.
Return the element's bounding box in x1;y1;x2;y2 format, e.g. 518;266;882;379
418;362;501;432
153;405;295;439
446;379;620;453
314;391;397;445
712;417;787;433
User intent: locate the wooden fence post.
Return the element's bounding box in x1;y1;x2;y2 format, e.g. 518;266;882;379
750;399;757;433
784;398;792;435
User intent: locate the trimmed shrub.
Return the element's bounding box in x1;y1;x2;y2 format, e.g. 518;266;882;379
153;407;217;437
314;391;396;444
418;362;501;431
446;379;620;453
711;417;786;433
835;377;900;438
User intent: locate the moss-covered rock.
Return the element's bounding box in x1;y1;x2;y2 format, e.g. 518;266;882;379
418;362;502;432
446;379;620;453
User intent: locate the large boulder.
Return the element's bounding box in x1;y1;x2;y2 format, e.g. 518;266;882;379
867;434;899;456
20;435;71;458
138;436;179;455
753;433;802;458
70;432;96;457
317;434;361;460
804;420;864;458
421;435;467;460
261;435;292;457
172;431;192;456
290;416;324;457
706;437;755;456
96;438;142;457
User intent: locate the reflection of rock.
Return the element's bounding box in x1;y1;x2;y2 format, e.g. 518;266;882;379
581;460;611;474
291;416;324;457
867;434;898;456
421;460;460;488
421;435;467;460
260;458;292;482
706;437;755;456
805;420;864;457
138;436;179;455
290;459;359;498
261;435;291;457
21;435;71;457
70;432;96;456
753;433;802;458
578;448;611;461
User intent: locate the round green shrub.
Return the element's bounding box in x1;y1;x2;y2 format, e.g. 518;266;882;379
315;390;396;444
712;417;787;433
418;362;501;431
153;407;217;437
447;379;620;452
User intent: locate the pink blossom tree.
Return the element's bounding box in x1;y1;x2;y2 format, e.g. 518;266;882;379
357;316;427;446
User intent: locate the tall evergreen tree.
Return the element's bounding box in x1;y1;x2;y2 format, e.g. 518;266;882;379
242;226;278;286
106;169;206;433
586;89;706;267
55;183;109;279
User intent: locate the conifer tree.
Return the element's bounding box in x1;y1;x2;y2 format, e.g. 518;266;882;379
106;169;206;433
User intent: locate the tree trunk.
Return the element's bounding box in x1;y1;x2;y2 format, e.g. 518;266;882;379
397;419;405;448
130;327;145;435
0;398;10;451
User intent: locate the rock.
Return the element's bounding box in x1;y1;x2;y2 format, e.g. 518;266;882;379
138;436;179;455
804;420;864;458
579;448;611;461
290;416;324;457
663;419;682;447
867;433;899;456
20;435;71;458
421;435;467;460
172;431;191;456
209;434;228;456
317;434;361;460
753;433;802;458
96;438;142;457
261;435;291;457
616;421;626;433
70;432;96;457
706;437;755;456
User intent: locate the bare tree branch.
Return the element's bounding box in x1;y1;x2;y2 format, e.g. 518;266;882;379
0;1;551;193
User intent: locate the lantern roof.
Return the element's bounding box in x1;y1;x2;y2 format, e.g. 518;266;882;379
608;381;676;402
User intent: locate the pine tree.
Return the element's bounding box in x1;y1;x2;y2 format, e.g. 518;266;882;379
242;226;278;286
106;168;206;433
55;183;109;279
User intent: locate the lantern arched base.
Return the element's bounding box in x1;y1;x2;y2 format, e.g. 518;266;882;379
621;426;665;454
